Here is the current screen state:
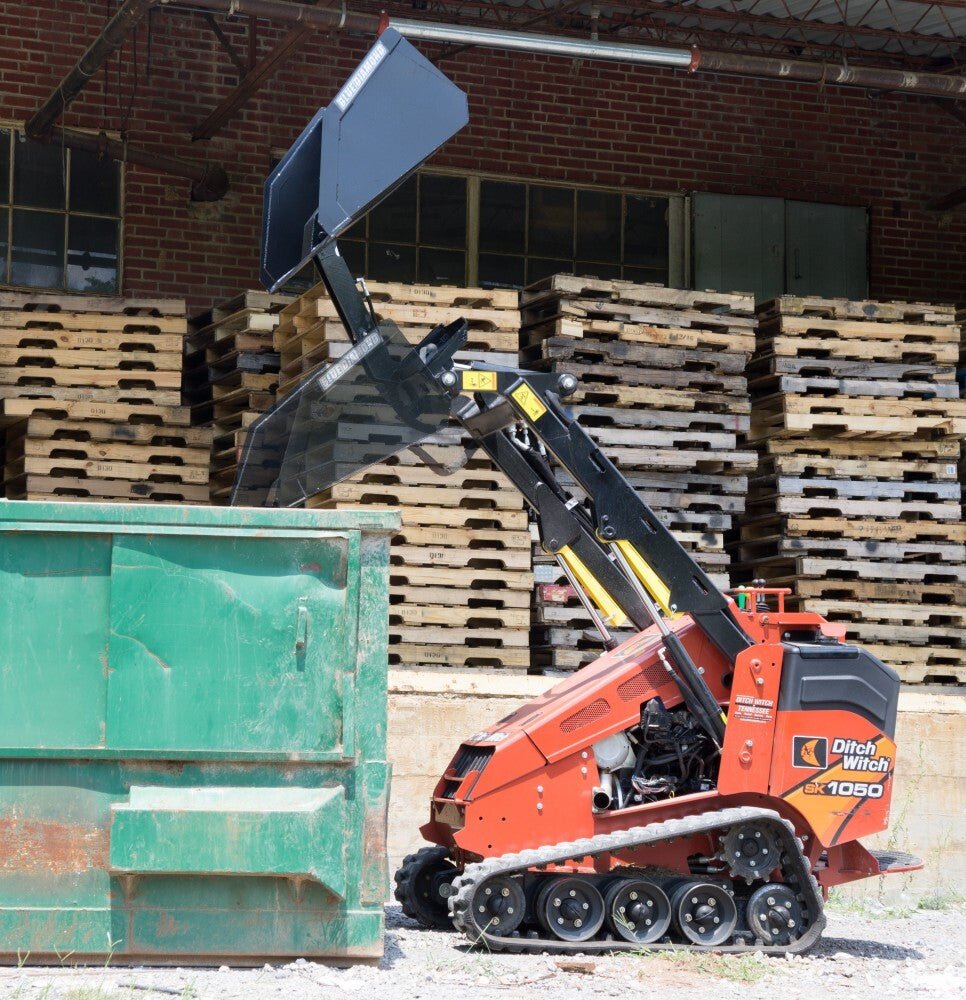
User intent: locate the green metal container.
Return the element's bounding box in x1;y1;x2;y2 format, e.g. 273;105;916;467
0;500;399;962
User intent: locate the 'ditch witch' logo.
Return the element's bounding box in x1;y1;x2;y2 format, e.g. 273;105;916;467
793;736;828;769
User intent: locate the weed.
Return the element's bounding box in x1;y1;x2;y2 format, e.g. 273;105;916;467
916;892;964;912
60;988;110;1000
636;948;770;984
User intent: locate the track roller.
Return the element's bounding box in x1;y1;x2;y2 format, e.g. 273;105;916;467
466;875;526;937
535;876;606;942
603;878;671;944
670;880;738;946
746;883;804;945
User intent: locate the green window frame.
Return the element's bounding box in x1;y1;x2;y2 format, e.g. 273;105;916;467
0;125;124;295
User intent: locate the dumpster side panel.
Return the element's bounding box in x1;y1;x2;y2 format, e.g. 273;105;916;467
106;532;356;755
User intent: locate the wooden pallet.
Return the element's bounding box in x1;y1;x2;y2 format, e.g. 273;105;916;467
521;275;755;315
391;584;531;610
786;578;966;604
0;292;185;317
799;599;966;627
0;327;183;355
750;393;966;440
7;434;211;470
364;280;518;310
754;455;959;481
757;295;955;325
390;603;530;629
313;499;530;531
0;384;182;409
4;475;209;503
389;644;530;669
211;290;294;323
524;336;747;376
6;455;210;485
5;416;210;449
522;316;755;355
0;365;181;391
0;311;186;335
748;353;955;384
0;398;192;426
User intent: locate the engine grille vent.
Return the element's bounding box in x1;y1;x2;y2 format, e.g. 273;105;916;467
560;697;611;733
617;665;664;702
442;745;493;799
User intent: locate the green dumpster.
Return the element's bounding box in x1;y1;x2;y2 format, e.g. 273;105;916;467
0;499;398;962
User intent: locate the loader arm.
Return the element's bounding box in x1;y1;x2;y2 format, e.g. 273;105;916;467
232;24;747;746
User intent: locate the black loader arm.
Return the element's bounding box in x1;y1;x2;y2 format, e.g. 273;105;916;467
443;366;753;667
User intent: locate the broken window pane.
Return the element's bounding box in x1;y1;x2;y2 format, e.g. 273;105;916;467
67;215;119;293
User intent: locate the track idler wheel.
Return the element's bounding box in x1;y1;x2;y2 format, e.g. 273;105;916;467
393;846;458;929
536;876;606;942
719;822;781;881
603;878;671;944
670;880;738;947
465;875;526;938
746;883;804;945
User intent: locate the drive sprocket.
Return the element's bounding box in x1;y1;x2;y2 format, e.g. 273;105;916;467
718;822;782;880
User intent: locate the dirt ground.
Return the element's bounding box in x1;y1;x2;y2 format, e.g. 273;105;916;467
0;898;962;1000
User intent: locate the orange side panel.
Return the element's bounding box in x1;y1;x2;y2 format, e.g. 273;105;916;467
771;709;895;847
718;644;783;795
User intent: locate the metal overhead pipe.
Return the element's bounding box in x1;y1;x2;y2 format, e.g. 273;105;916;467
26;0;158;139
695;49;966;100
51;128;229;201
391;18;696;69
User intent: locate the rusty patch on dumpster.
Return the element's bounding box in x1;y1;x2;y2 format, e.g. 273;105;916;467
0;819;109;874
363;807;387;859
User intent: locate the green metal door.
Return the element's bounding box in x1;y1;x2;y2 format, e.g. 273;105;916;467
786;200;869;299
106;531;357;755
692;192;784;301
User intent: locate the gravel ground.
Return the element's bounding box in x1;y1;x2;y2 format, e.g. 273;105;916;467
0;900;962;1000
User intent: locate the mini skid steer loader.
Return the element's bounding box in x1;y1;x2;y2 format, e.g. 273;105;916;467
233;26;923;956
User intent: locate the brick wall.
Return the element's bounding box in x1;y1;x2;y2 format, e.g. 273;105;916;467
2;2;964;312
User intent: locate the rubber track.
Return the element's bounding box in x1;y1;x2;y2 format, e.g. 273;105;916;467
449;806;826;955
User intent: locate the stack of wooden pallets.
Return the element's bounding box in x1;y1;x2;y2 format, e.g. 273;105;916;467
520;274;758;672
184;290;293;503
274;279;520;395
737;294;966;685
0;292;211;504
279;279;533;671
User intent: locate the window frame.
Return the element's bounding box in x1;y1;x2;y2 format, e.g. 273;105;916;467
0;122;125;295
328;163;688;289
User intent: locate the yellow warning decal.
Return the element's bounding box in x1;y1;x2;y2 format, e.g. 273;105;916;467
461;370;498;392
511;383;547;423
